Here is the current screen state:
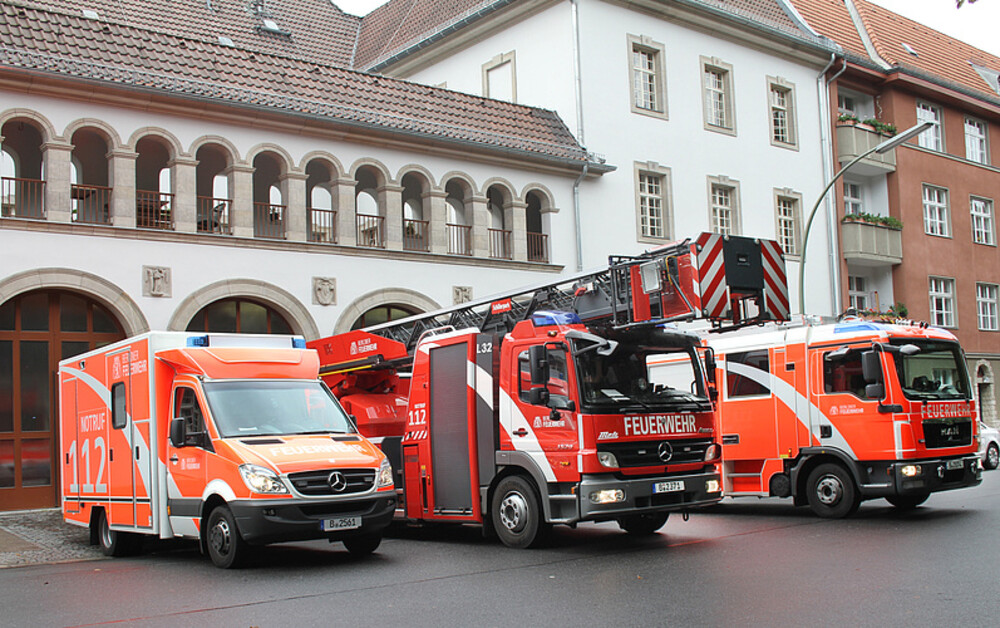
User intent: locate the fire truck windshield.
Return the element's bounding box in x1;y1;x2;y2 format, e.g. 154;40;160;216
892;340;971;401
203;380;357;438
574;343;709;412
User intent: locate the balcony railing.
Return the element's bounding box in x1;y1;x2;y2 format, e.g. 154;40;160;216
1;177;46;219
488;228;512;259
71;184;111;225
197;196;232;234
403;219;429;252
136;190;174;230
308;207;337;243
447;223;472;256
254;202;286;239
835;123;897;174
841;220;902;266
527;231;548;263
356;214;385;248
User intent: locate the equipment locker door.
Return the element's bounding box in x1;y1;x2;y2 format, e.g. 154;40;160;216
428;341;476;516
105;344;153;529
61;373;81;515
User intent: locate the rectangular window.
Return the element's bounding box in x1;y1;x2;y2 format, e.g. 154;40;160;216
838;93;856;116
482;51;516;103
111;382;127;430
627;36;667;119
965;118;988;164
768;78;796;148
711;185;734;235
848;276;868;311
929;276;956;327
843;181;863;215
726;350;770;398
638;172;665;239
775;195;800;256
977;283;999;331
971;197;995;245
923;185;950;237
917;102;943;151
823;350;869;398
701;57;734;134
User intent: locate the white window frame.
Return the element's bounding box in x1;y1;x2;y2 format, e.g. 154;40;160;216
627;35;667;120
707;176;741;236
482;51;517;103
773;189;802;258
965;117;989;164
701;56;735;135
978;283;999;331
634;162;673;242
917;102;944;151
929;276;956;328
922;184;950;237
848;275;868;311
767;77;797;149
971;196;995;246
843;180;863;216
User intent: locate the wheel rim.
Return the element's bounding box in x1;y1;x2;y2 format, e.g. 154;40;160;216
210;518;232;557
989;446;999;468
815;474;844;506
499;490;528;533
100;518;113;548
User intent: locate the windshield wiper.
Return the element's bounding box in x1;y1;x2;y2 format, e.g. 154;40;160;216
294;429;349;435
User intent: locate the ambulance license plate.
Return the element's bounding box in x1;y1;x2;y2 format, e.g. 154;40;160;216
653;481;684;494
946;459;964;470
321;516;361;532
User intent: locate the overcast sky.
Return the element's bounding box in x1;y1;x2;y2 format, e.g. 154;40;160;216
335;0;1000;58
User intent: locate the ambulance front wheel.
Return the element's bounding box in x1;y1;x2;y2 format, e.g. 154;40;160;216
206;505;248;569
885;494;929;510
491;475;550;549
806;463;860;519
617;512;669;535
343;533;382;556
96;509;141;557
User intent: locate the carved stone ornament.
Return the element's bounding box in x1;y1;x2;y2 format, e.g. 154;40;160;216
142;266;171;298
313;277;337;306
453;285;473;305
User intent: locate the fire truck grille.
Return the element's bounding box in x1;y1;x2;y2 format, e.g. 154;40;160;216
922;419;972;449
287;468;376;496
599;438;713;467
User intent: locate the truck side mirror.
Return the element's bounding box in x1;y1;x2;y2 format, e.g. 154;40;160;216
549;396;576;412
529;345;549;385
170;418;187;448
704;349;717;384
865;383;885;399
861;350;882;384
527;387;550;406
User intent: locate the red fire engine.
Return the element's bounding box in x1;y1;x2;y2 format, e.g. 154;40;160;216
309;233;789;546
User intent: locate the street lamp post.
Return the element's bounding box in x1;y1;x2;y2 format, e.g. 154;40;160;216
797;120;934;315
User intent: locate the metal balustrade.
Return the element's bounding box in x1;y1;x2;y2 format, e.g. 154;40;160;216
136;190;174;230
356;214;385;248
254;202;286;239
308;207;337;243
71;184;111;225
403;219;429;251
447;223;472;256
527;231;548;263
488;228;512;259
197;196;232;234
1;177;45;219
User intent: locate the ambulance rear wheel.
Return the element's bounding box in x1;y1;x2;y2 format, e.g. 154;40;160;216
886;494;929;510
617;512;669;535
97;509;141;557
343;533;382;556
206;506;247;569
492;475;550;549
806;463;860;519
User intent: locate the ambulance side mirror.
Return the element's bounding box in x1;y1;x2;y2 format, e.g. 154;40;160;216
170;418;187;448
529;345;550;385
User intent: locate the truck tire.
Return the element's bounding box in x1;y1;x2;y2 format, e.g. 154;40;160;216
343;533;382;556
886;494;929;510
97;509;141;557
986;443;999;470
491;475;550;549
617;512;669;535
206;505;247;569
805;463;860;519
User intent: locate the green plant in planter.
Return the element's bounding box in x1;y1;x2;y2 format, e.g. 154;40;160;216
837;112;860;124
842;212;902;230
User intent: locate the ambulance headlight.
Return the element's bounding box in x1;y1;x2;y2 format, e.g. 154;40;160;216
239;464;289;494
597;451;619;469
377;458;394;488
589;489;626;504
900;464;922;478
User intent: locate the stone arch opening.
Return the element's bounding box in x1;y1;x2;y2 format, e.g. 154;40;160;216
1;117;46;219
195;142;234;234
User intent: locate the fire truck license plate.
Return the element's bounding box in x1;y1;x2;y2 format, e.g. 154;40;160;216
653;481;685;494
321;516;361;532
946;459;964;470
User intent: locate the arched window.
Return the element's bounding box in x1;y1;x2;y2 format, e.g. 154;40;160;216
135;136;174;230
70;128;112;225
252;152;286;239
186;298;292;334
1;119;45;219
445;179;472;255
351;304;420;330
195;143;233;234
306;159;336;243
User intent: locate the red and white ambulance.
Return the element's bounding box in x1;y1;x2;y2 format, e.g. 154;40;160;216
59;332;395;568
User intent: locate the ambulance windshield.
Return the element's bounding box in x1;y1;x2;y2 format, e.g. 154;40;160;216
203;380;356;438
892;340;971;401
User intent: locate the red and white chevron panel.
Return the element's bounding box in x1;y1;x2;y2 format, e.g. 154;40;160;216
760;239;789;321
695;232;730;320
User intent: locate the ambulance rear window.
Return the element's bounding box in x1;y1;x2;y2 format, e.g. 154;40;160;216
111;382;127;429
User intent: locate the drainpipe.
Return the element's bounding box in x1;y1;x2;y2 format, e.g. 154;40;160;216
814;54;844;314
570;0;587;272
572;162;588;272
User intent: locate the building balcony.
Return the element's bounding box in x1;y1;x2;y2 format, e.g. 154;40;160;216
841;220;902;266
835;123;896;175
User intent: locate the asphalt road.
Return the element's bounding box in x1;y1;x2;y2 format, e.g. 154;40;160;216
5;471;999;627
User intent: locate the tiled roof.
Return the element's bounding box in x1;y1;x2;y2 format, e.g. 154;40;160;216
356;0;835;72
12;0;362;67
0;1;592;165
786;0;868;60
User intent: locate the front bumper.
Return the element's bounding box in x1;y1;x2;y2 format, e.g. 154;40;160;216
857;455;982;498
229;492;396;545
577;470;722;522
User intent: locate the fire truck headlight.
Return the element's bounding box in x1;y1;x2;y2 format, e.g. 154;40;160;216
597;451;619;469
704;444;721;461
900;464;922;478
589;489;625;504
239;464;289;494
377;458;394;488
706;479;721;493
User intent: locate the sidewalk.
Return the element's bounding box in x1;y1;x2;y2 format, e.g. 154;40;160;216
0;509;104;568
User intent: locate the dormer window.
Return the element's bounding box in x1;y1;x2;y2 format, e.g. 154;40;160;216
82;9;99;20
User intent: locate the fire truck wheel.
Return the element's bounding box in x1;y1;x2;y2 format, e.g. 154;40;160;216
343;533;382;556
885;494;929;510
491;476;550;549
97;509;141;557
206;506;247;569
986;443;999;470
617;512;669;535
806;463;860;519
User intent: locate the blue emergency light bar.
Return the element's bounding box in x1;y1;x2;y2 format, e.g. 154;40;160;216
186;334;306;349
530;311;582;327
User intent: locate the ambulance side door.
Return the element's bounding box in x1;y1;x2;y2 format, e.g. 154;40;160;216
166;384;211;538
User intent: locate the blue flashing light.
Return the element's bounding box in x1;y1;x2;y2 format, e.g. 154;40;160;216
834;322;881;333
187;335;210;347
292;338;306;349
531;310;582;327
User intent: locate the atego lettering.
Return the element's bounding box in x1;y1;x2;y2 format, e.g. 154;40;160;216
624;414;697;436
